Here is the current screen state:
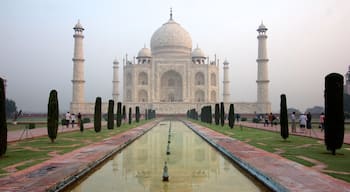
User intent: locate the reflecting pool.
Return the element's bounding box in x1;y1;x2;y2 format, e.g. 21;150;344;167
70;121;269;192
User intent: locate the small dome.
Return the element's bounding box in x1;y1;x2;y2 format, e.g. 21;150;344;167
137;47;152;58
192;46;206;58
223;59;229;65
257;22;267;32
113;58;119;64
150;19;192;56
73;20;84;31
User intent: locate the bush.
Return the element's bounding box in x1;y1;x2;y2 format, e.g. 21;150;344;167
241;117;247;121
252;118;261;123
82;117;90;123
28;123;35;129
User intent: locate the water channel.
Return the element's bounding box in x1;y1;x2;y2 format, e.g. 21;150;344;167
69;121;270;192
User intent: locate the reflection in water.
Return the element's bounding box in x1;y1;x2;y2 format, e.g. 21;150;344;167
71;121;266;192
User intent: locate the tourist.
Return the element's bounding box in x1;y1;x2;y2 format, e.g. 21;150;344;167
77;112;82;127
268;113;273;127
299;113;307;133
291;112;296;133
264;113;269;127
71;113;76;127
65;112;70;128
319;112;325;132
306;112;312;135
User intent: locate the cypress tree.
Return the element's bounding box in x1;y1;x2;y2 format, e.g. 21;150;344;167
0;78;7;156
215;103;220;125
208;106;212;124
145;109;148;120
325;73;344;155
94;97;102;132
220;102;225;126
47;90;59;143
228;104;235;129
128;107;132;124
280;94;289;140
135;106;140;122
117;102;122;127
122;105;126;120
107;100;114;129
80;119;84;133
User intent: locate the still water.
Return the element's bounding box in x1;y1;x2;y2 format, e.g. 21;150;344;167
70;121;268;192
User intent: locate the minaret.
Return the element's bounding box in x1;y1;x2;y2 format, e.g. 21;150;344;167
71;20;85;113
345;65;350;95
256;22;270;105
223;60;230;102
112;58;120;102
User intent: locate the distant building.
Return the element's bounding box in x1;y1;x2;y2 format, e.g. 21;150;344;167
70;11;271;114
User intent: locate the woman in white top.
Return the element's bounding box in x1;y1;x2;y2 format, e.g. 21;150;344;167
299;114;307;133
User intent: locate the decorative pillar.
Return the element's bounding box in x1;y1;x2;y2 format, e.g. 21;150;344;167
223;60;230;103
256;22;270;104
71;20;85;113
113;59;120;102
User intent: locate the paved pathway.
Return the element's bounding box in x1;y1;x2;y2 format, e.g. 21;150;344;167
0;120;159;192
185;120;350;192
7;123;105;143
237;121;350;144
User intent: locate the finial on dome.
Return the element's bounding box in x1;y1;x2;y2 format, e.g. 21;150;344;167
170;7;173;20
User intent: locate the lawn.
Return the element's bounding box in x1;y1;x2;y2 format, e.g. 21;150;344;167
0;120;151;177
192;120;350;183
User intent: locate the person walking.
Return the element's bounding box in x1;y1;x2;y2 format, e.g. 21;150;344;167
299;113;307;133
71;113;76;127
306;112;312;135
262;113;268;127
319;112;325;132
77;112;82;127
268;113;273;127
65;112;71;128
291;112;296;133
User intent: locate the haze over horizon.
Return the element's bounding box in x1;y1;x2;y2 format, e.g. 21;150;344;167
1;0;349;113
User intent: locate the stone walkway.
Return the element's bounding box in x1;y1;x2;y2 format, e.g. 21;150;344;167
0;120;159;192
7;123;103;142
237;121;350;144
184;120;350;192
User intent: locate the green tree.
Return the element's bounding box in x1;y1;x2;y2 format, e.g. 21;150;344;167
228;104;235;129
135;106;140;123
47;90;59;143
5;99;17;119
280;94;289;140
325;73;344;155
220;102;225;126
0;78;7;156
214;103;220;125
128;107;132;124
122;105;126;120
107;100;114;129
94;97;102;133
117;102;122;127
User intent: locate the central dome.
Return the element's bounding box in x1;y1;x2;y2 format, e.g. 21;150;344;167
150;18;192;57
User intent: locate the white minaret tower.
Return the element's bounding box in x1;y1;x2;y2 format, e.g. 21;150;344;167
256;22;270;111
112;58;120;102
223;59;230;102
71;20;85;113
345;65;350;95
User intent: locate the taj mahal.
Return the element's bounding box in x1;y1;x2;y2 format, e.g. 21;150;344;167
70;11;271;115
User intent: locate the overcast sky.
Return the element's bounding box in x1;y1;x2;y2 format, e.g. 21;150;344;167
1;0;349;113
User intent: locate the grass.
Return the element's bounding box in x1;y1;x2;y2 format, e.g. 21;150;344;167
0;120;152;177
192;120;350;182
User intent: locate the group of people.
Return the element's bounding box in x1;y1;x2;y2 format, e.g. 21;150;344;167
290;112;325;134
263;113;278;127
64;112;82;128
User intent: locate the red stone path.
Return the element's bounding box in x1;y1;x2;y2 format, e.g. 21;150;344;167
0;121;158;192
185;120;350;192
7;123;103;142
238;121;350;144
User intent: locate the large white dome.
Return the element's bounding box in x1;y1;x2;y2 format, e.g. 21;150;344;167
150;18;192;57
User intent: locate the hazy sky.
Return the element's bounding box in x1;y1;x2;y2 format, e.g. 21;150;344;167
1;0;349;113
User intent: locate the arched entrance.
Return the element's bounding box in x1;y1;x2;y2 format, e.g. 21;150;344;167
160;70;183;102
